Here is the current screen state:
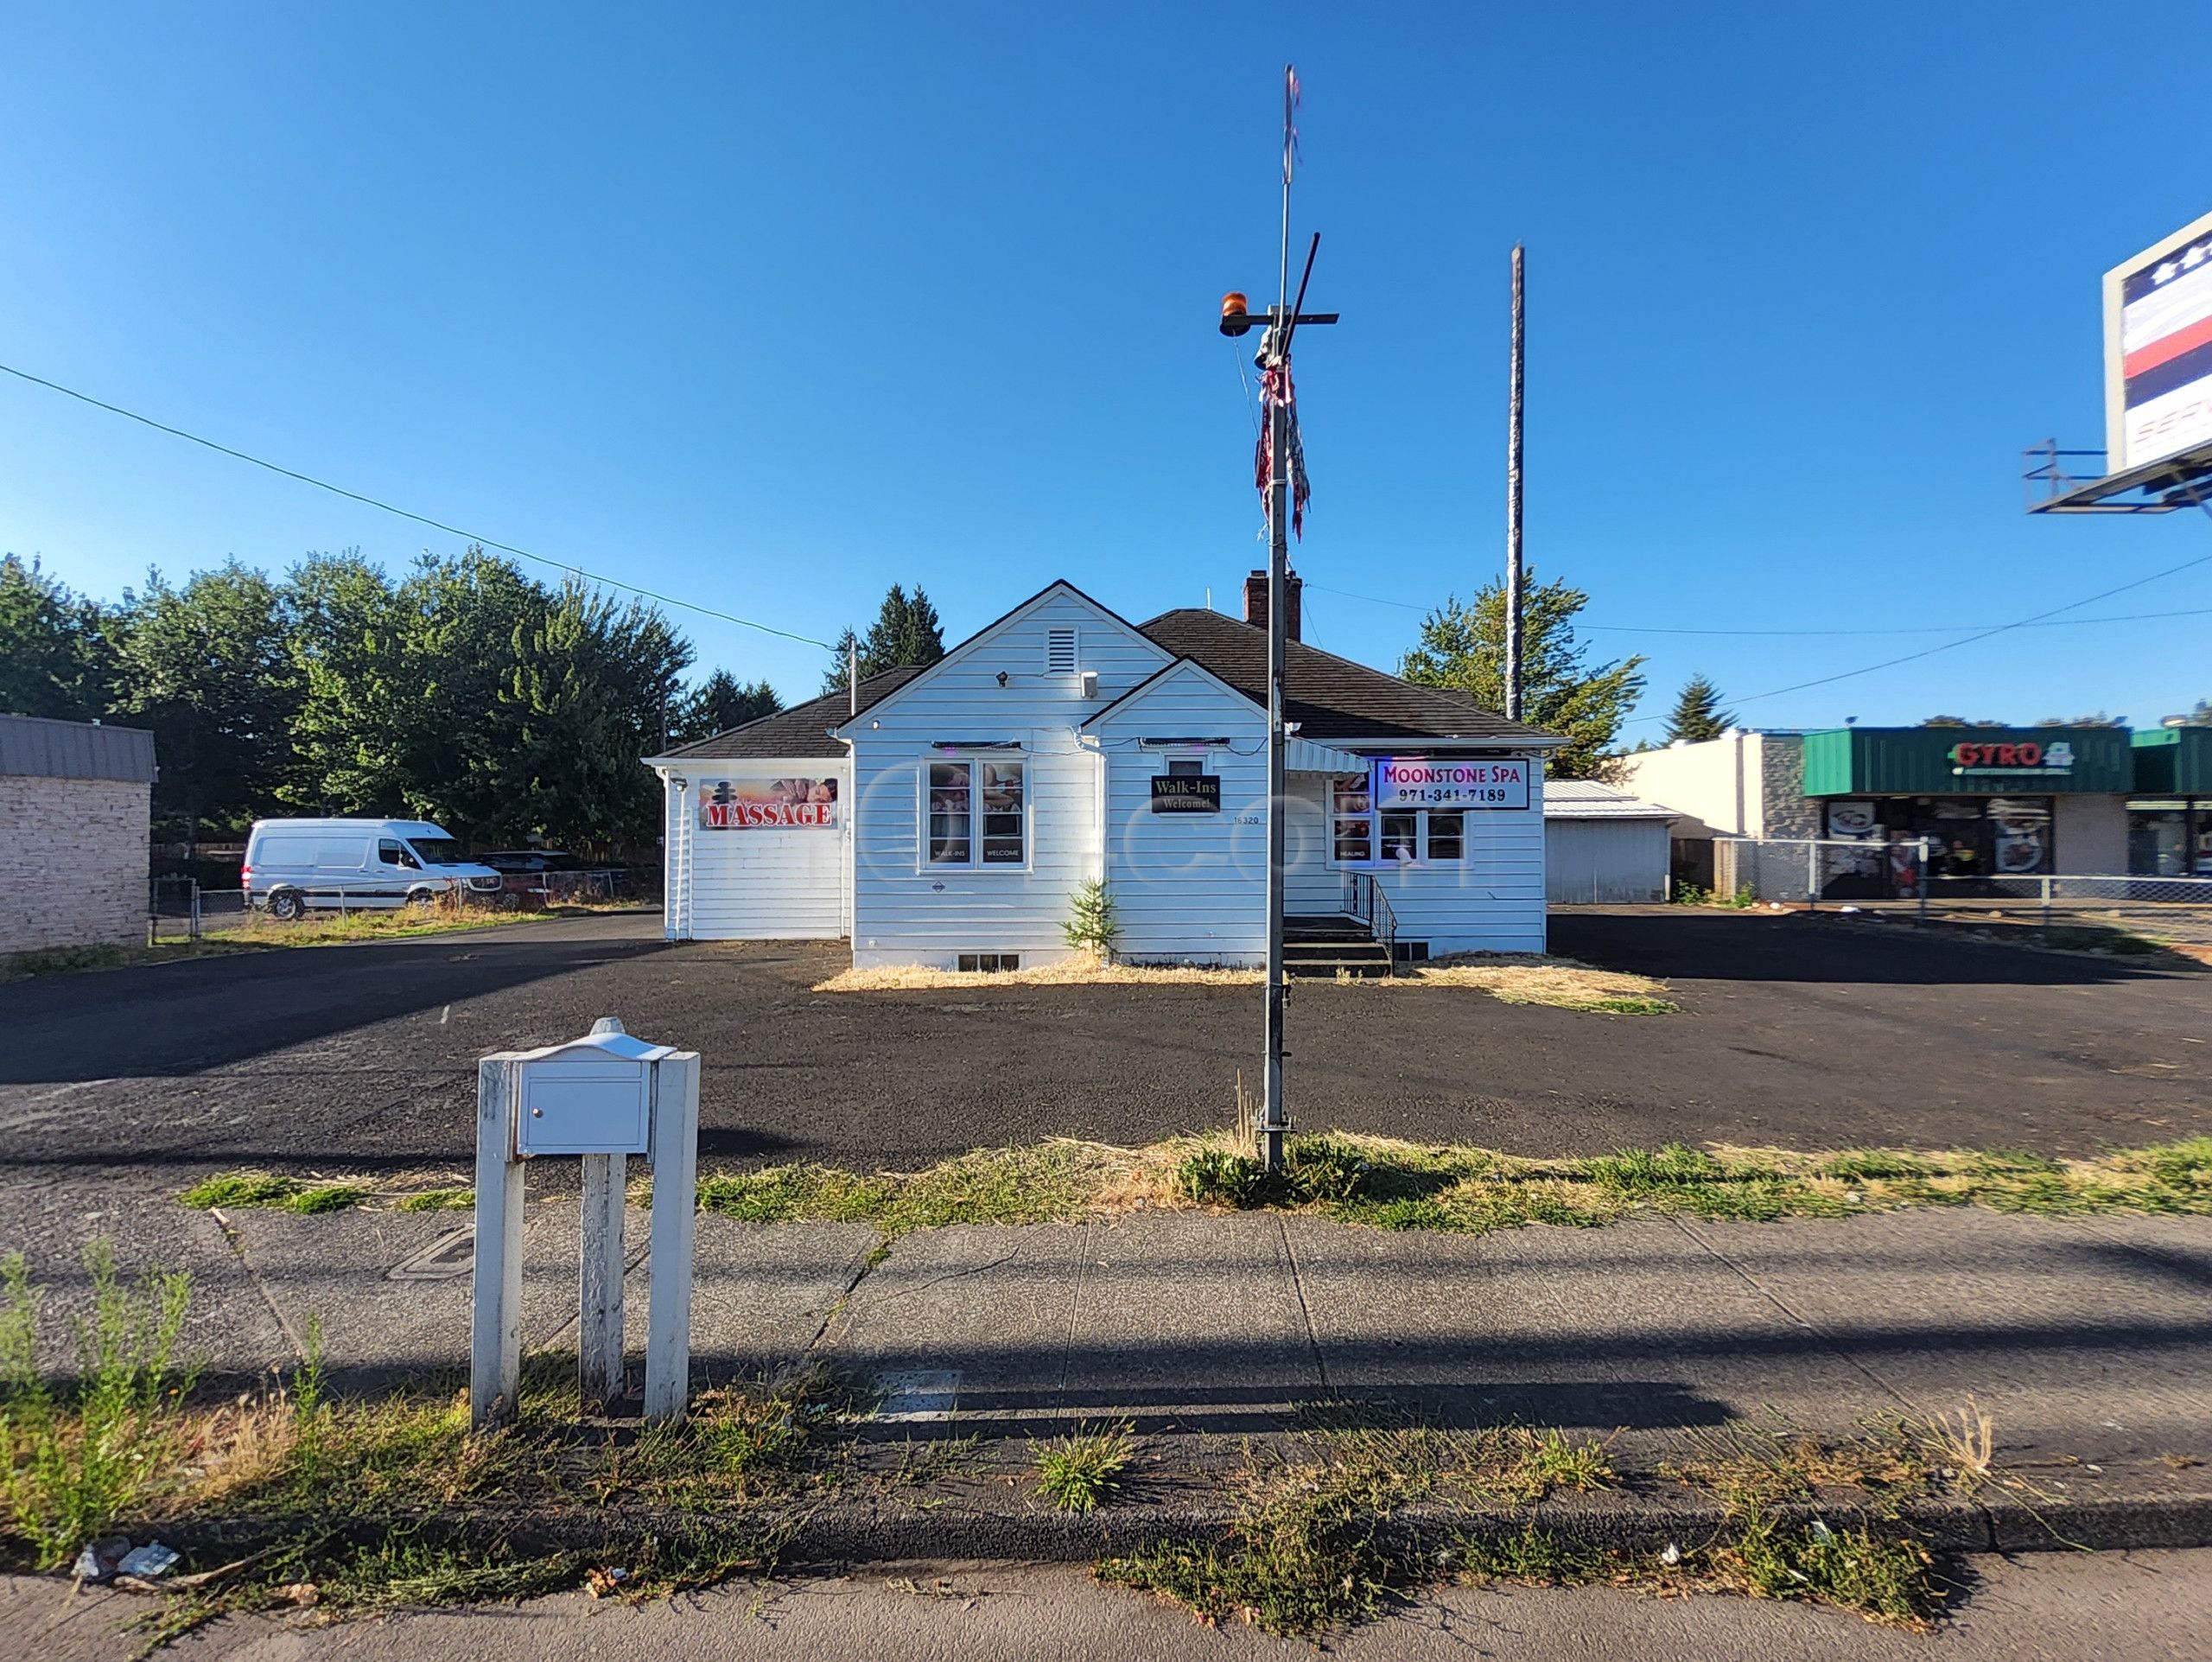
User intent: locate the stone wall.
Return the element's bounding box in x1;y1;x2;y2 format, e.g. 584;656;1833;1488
1753;734;1822;839
0;774;149;952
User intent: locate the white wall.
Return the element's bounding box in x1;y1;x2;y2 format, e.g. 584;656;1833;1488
1283;766;1549;955
663;765;851;939
849;587;1173;969
1546;818;1671;903
1095;663;1268;964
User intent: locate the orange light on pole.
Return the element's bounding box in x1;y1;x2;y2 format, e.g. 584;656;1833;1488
1219;291;1254;336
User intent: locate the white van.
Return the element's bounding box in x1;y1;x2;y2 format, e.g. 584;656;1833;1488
243;818;505;920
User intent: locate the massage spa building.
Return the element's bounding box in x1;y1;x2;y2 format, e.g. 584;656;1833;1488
645;577;1561;967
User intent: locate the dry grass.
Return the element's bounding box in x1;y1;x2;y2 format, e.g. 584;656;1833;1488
812;951;1675;1011
814;952;1254;991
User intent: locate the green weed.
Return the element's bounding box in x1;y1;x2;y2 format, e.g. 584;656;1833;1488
1454;1525;1608;1585
1719;1508;1940;1627
1032;1422;1135;1513
0;1244;196;1568
396;1188;474;1213
177;1171;371;1213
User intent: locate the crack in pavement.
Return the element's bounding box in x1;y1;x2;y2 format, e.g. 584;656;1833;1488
206;1205;308;1363
1278;1216;1331;1393
1665;1213;1915;1412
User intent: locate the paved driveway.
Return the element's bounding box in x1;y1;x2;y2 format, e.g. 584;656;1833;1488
3;907;2208;1210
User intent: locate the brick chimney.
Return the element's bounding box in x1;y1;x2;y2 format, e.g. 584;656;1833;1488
1241;569;1302;642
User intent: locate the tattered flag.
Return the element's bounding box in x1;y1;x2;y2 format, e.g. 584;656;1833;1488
1255;359;1310;539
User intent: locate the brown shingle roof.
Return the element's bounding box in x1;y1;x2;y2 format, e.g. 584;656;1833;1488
650;665;927;761
1135;609;1557;745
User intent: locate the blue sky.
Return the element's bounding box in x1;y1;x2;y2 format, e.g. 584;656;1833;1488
3;3;2208;730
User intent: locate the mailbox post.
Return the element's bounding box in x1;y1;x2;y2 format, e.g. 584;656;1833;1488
470;1017;700;1430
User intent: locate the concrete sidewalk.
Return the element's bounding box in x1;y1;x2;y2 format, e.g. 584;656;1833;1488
11;1181;2210;1478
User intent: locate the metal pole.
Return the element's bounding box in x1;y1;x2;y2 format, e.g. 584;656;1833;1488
1505;243;1525;723
1807;839;1819;911
1259;62;1296;1174
1262;373;1289;1172
1917;837;1931;926
849;639;858;717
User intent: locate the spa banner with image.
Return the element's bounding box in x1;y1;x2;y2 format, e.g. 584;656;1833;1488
697;778;840;829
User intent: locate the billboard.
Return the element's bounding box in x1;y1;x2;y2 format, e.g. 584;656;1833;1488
2106;208;2212;471
1372;756;1529;811
697;778;839;829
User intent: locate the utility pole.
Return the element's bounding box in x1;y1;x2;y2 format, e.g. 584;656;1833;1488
1219;66;1338;1172
1505;243;1525;722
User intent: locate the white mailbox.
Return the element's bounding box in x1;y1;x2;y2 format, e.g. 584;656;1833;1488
473;1017;700;1430
513;1027;671;1157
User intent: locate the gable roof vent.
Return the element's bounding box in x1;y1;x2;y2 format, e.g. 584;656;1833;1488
1045;627;1078;675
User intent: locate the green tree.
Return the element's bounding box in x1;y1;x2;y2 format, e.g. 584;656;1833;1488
501;581;692;848
0;555;117;721
1399;568;1645;780
672;670;781;744
1663;673;1737;744
823;584;947;691
282;550;407;814
111;562;300;846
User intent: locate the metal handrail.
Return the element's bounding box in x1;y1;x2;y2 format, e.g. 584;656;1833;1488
1337;869;1398;974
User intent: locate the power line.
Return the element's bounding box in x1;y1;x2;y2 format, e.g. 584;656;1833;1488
0;360;836;649
1303;578;2212;637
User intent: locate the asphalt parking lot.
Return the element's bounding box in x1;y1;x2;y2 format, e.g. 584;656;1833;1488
3;907;2209;1207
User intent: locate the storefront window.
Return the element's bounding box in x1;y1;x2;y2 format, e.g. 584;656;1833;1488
1820;795;2055;890
1333;777;1465;866
926;759;1025;867
1332;775;1371;863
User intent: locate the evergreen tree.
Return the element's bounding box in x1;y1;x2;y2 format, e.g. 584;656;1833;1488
824;584;947;691
819;627;864;697
1399;568;1646;780
673;670;781;743
1662;673;1737;743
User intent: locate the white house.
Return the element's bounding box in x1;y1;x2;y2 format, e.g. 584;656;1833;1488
645;575;1560;968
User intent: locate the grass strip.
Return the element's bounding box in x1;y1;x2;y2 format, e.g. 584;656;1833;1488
179;1131;2212;1236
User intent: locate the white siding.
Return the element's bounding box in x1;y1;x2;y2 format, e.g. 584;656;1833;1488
849;587;1173;969
1095;664;1268;964
664;764;851;939
1546;818;1671;903
1284;767;1549;954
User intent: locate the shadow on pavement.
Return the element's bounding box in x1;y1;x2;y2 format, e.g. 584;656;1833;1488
1549;907;2198;988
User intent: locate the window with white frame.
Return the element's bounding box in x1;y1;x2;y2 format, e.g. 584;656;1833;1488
1331;775;1464;866
925;758;1026;866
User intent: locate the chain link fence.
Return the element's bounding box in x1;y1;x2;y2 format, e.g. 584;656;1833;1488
1705;838;2212;950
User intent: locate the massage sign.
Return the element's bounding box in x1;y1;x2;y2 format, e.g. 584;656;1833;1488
697;779;840;829
1948;740;2075;778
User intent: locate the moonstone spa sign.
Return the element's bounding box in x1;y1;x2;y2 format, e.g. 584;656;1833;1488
1372;757;1530;811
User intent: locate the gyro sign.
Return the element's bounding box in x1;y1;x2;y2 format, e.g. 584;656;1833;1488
1373;757;1529;811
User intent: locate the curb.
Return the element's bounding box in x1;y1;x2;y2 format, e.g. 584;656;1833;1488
137;1485;2212;1576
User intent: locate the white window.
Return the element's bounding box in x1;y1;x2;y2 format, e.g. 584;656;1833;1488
1331;776;1463;866
925;758;1026;867
1045;627;1078;674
